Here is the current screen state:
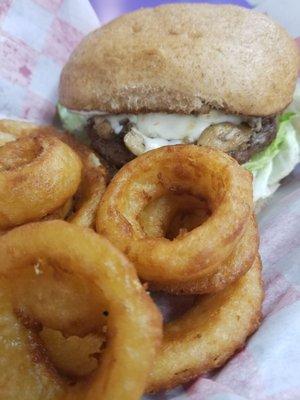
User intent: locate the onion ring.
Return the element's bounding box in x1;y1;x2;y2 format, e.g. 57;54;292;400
0;134;82;230
147;257;263;393
138;193;258;294
97;145;253;287
55;132;107;228
0;220;162;400
150;219;258;294
0;119;107;229
27;256;263;393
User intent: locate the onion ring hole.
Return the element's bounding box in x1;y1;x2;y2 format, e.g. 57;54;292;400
138;193;211;240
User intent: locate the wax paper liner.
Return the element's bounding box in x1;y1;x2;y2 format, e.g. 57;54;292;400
0;1;300;399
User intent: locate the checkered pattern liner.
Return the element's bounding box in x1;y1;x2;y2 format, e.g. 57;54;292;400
0;0;98;122
1;1;300;400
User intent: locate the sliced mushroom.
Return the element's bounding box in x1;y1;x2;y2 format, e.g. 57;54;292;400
123;128;146;156
197;122;252;153
197;118;277;164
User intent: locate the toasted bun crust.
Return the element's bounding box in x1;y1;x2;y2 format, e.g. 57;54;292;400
59;4;299;116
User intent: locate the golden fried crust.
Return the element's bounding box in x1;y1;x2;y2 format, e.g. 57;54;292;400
0;119;64;139
0;220;163;400
0;119;107;229
59;4;299;116
147;257;264;393
0;283;62;400
97;144;253;288
149;216;259;294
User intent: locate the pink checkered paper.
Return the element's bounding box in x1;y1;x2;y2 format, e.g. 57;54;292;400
1;1;300;400
0;0;99;122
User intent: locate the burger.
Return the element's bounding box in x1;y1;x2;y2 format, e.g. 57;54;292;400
58;3;300;203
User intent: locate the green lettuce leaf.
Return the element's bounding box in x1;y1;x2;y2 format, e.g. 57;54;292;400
57;103;89;142
244;114;295;172
244;112;300;201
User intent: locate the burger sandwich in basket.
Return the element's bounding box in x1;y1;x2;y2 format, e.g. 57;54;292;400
58;3;300;205
0;3;299;400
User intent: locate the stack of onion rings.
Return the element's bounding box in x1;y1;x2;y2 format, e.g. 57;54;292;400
0;119;107;230
0;128;264;397
97;145;254;293
94;144;263;392
0;220;162;400
0;134;82;230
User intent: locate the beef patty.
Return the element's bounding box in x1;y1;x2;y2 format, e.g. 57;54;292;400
88;115;277;170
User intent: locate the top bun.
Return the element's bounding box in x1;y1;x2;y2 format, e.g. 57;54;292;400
59;4;299;116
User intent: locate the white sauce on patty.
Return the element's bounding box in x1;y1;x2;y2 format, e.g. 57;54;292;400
59;106;245;155
104;111;244;154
